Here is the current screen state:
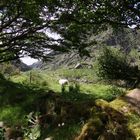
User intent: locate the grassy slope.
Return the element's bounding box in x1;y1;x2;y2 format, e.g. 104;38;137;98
0;68;132;140
0;77;47;126
10;69;125;101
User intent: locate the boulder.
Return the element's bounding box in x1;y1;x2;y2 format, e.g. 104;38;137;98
74;63;83;69
4;127;23;140
0;121;4;128
75;118;104;140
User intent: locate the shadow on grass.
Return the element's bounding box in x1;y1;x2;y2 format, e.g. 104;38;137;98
60;83;124;102
43;123;82;140
0;76;50;125
0;78;48;105
0;76;137;139
39;98;137;140
60;84;95;103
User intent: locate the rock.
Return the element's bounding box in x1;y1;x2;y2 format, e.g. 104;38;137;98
44;136;54;140
0;121;4;127
4;127;23;140
124;88;140;115
4;127;14;140
121;106;129;113
95;99;110;109
16;137;23;140
125;88;140;104
75;63;83;69
74;63;93;69
76;118;104;140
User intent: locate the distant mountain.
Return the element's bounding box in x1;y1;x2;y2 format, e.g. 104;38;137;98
31;28;140;70
30;51;95;70
12;59;31;71
30;61;43;69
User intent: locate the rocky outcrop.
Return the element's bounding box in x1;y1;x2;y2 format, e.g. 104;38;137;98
12;59;31;71
76;99;135;140
30;28;140;70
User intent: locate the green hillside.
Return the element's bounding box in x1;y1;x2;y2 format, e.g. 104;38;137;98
0;28;140;140
31;28;140;70
0;67;139;140
1;1;140;140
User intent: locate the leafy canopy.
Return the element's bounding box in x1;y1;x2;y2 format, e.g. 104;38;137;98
96;47;140;88
0;0;140;62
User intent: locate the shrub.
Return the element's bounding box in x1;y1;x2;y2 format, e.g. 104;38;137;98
0;62;20;77
96;47;140;88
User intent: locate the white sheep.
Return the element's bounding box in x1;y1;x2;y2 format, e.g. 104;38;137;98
59;79;69;86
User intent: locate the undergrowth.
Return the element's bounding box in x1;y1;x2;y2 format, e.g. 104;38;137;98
0;68;127;139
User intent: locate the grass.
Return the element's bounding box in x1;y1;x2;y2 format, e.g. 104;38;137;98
10;69;125;101
80;84;125;101
56;68;98;82
0;106;26;125
0;76;48;126
43;123;82;140
0;68;127;139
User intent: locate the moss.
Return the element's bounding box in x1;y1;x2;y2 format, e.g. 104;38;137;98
110;98;129;110
110;98;140;139
76;118;104;140
95;99;110;109
127;114;140;139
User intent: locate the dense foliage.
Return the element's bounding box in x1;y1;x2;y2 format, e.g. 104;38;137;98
97;47;140;87
0;62;20;76
1;0;140;62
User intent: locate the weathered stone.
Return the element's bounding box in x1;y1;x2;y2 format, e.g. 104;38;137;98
76;118;104;140
75;63;83;69
44;136;54;140
0;121;4;127
95;99;110;109
4;127;23;140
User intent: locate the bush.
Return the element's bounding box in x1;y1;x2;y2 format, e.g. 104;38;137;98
96;47;140;88
0;62;20;77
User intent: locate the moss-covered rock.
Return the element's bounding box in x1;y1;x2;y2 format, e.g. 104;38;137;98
76;98;136;140
95;99;110;109
4;127;23;140
110;97;140;139
76;118;104;140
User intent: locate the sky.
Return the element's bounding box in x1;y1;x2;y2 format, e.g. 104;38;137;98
20;30;60;65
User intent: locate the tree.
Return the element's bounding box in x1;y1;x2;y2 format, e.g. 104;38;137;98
0;62;20;77
0;0;70;62
96;47;140;88
1;0;140;62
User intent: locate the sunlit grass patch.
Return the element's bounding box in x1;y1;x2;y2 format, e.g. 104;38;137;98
54;68;99;83
0;106;26;126
10;74;28;84
80;84;125;101
10;69;126;102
